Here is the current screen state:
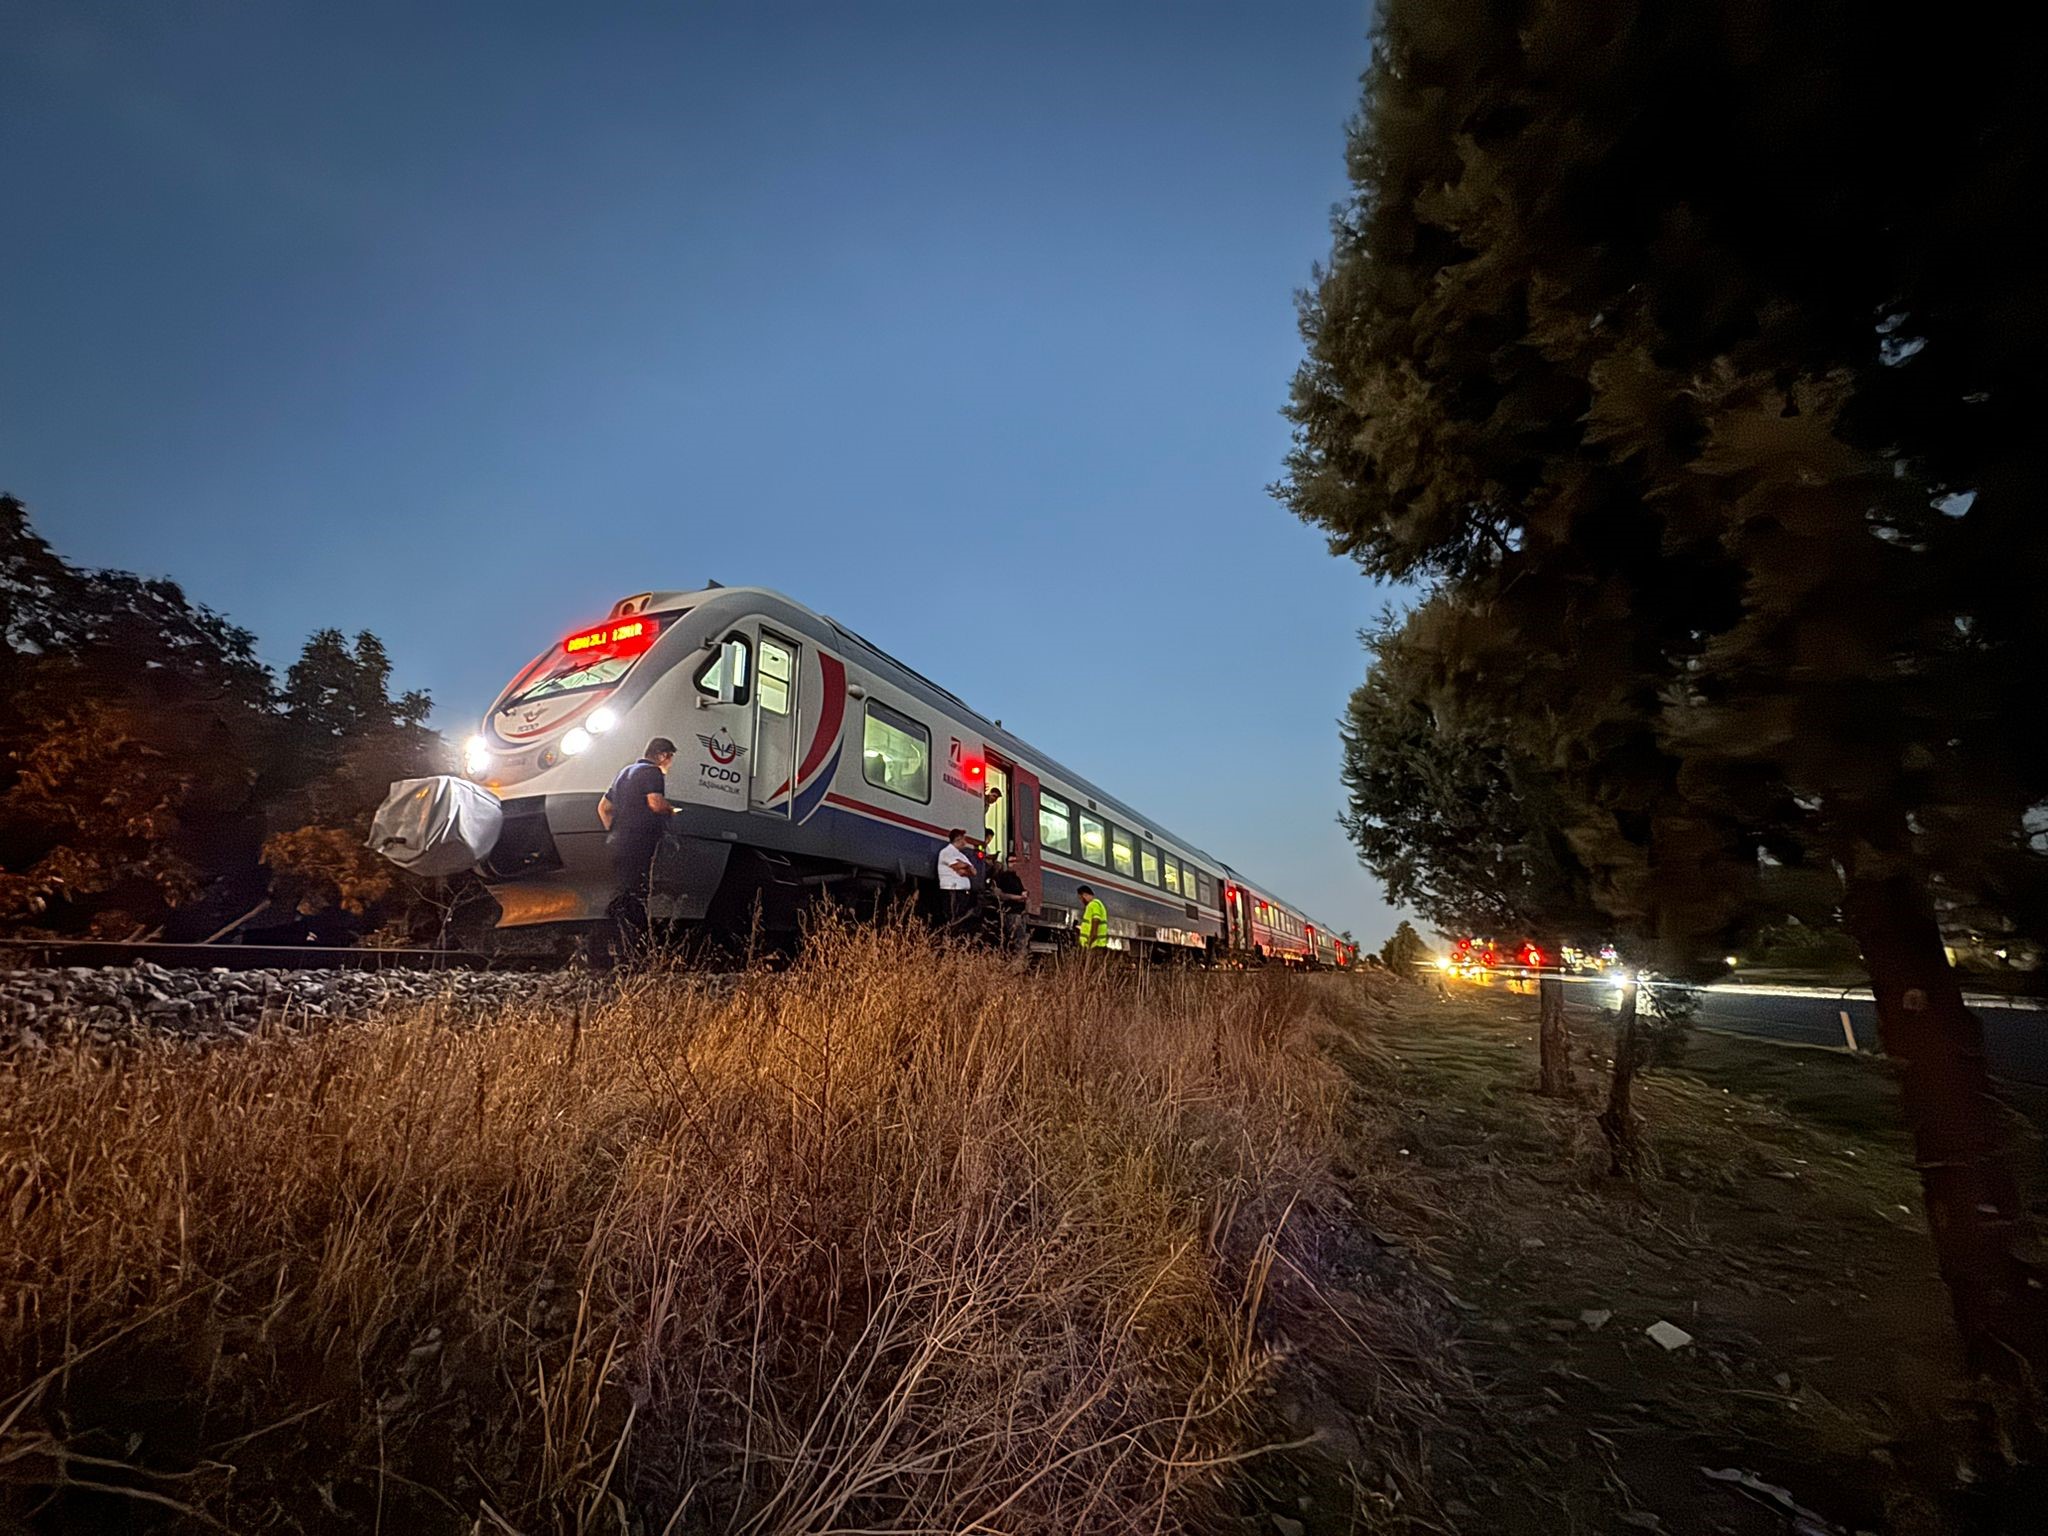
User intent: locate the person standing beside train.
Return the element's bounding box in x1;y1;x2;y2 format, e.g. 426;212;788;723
937;828;977;935
1074;884;1109;959
598;737;678;957
987;850;1029;961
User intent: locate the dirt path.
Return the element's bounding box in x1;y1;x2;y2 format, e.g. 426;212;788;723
1257;981;2026;1534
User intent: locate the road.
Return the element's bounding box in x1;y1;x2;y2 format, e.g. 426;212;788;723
1531;972;2048;1087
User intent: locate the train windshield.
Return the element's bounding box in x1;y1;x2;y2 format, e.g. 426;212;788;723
504;653;633;708
497;609;687;711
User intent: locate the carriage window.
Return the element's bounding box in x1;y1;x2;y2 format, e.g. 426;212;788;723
1078;813;1107;867
694;636;752;704
758;638;793;716
1195;873;1211;905
1040;792;1074;855
1141;845;1161;886
1164;856;1179;893
861;701;929;801
1111;827;1135;879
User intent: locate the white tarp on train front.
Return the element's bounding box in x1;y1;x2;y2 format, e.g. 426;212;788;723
367;775;504;876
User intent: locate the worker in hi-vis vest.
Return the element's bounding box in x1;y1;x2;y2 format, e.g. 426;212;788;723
1075;884;1109;953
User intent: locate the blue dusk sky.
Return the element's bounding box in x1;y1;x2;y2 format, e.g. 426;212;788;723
1;0;1410;944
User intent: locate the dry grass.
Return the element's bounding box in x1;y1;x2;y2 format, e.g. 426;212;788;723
0;921;1369;1534
1319;984;1985;1535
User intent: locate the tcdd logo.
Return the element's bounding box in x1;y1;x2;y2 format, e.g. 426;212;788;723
698;729;745;766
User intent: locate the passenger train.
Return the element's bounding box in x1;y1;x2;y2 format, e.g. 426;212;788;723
431;585;1359;967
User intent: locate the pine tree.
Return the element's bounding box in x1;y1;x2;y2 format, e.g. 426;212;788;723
1281;0;2048;1382
264;630;452;941
1378;919;1432;974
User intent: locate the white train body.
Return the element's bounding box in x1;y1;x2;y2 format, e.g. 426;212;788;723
454;585;1354;964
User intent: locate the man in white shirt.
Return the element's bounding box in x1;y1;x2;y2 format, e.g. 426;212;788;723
937;828;976;935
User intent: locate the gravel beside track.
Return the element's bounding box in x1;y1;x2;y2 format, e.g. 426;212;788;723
0;962;604;1050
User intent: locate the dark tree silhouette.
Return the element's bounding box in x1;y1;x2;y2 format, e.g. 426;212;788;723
1280;0;2048;1382
1;495;450;942
1377;919;1432;975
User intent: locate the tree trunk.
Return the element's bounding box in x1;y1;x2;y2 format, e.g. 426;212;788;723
1538;972;1573;1096
1843;862;2048;1388
1596;980;1640;1177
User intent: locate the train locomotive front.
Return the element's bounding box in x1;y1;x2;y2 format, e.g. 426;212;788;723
443;585;995;942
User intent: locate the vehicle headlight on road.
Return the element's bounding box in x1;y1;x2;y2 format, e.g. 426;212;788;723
464;735;492;776
562;727;592;757
588;706;618;735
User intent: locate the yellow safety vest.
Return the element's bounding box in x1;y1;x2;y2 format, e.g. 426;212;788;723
1078;897;1109;948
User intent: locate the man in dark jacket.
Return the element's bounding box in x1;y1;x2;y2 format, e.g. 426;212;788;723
986;850;1030;961
598;737;677;955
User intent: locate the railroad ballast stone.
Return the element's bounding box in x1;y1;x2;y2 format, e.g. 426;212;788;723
0;961;602;1049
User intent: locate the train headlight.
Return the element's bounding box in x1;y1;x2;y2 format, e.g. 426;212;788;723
561;727;593;757
463;736;492;776
587;706;618;736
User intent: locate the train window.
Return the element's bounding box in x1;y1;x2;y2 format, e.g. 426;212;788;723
1111;827;1135;879
861;701;930;802
1163;856;1179;893
758;638;794;716
1078;813;1107;867
1195;872;1211;905
1040;792;1074;855
694;637;752;705
1141;845;1161;886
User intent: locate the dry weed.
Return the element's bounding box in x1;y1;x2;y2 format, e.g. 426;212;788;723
0;919;1359;1534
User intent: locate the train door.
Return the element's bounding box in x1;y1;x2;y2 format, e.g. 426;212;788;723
748;629;803;815
1226;884;1254;953
982;761;1009;860
988;754;1043;913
